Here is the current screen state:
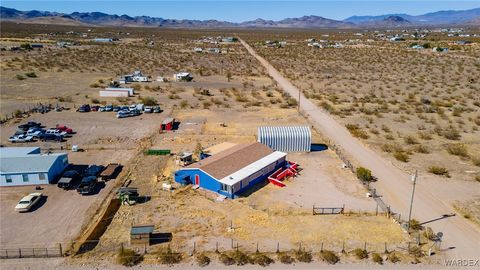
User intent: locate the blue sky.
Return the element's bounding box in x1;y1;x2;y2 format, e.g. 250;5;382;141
2;1;480;22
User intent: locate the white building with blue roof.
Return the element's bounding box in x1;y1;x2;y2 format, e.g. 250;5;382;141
0;147;69;186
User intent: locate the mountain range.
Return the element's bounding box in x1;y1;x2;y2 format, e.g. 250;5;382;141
1;6;479;29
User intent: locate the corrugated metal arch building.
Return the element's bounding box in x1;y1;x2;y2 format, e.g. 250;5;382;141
257;126;311;152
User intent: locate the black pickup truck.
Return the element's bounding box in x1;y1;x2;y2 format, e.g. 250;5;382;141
57;170;81;190
76;176;97;195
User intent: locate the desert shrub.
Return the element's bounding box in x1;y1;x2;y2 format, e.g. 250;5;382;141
157;247;182;265
385;134;395;140
91;98;100;104
472;156;480;167
372;253;383;264
294;250;312;263
356;167;373;182
229;250;251;265
413;144;430;154
393;151;410;162
196;253;210;267
203;101;212;109
219;253;235;265
277;253;294;264
409;219;422;231
320;250;339;265
423;227;437;241
286;98;298;107
16;74;25;80
428;166;450;177
408;246;424;258
14;109;23;118
418;132;432;140
476;174;480;182
252;253;274;267
404;135;418;145
346;124;369;139
117;248;143;267
387;252;400;263
446;143;469;158
89;83;100;88
353;248;368;260
25;72;37;78
180;100;189;109
140;96;158;106
442;126;461;140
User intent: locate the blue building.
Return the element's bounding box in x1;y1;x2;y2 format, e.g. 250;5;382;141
0;147;69;187
175;142;286;199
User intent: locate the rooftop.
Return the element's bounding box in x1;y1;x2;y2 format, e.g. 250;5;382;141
0;147;40;157
187;142;273;180
131;224;154;235
1;148;68;174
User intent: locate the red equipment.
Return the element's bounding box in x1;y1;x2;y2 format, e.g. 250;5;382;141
268;161;298;187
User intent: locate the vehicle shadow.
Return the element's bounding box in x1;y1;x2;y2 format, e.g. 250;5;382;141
29;196;48;212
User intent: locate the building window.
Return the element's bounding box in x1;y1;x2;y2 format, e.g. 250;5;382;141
6;175;12;183
221;183;228;191
39;173;46;181
22;174;29;182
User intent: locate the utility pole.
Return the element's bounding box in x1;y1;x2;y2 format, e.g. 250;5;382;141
407;170;418;233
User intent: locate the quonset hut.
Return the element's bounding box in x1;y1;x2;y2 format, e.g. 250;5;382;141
257;126;311;152
174;142;286;198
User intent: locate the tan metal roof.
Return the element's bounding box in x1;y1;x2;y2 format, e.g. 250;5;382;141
203;142;238;156
187;142;273;179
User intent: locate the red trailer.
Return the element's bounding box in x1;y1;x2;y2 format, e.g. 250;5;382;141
161;117;175;131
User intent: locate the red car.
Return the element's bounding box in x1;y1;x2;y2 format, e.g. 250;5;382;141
55;124;73;134
91;105;100;111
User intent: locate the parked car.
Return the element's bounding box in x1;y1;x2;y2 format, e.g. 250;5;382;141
14;130;26;136
129;104;137;111
38;133;63;142
99;106;107;112
91;105;100;111
55;124;73;134
26;128;45;137
120;106;129;111
9;134;34;143
105;104;114;111
153;106;161;113
57;170;82;190
77;104;91;112
18;122;41;131
84;165;105;177
15;193;43;212
45;128;67;136
76;176;98;195
112;106;120;112
144;106;153;113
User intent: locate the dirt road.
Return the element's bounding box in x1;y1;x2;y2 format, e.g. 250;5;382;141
239;38;480;260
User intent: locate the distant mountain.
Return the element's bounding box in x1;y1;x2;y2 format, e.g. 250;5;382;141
345;8;480;25
1;6;479;29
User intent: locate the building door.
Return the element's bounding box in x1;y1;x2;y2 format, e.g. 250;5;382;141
195;175;200;185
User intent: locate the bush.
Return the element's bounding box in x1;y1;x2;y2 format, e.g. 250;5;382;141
219;253;235;265
423;227;436;241
140;96;158;106
446;143;469;158
353;248;368;260
408;246;424;258
346;124;370;139
404;135;418;145
196;253;210;267
252;253;274;267
442;126;461;140
356;167;373;182
409;219;422;231
117;247;143;267
393;151;410;162
91;98;100;104
372;253;383;264
413;144;430;154
25;72;37;78
294;250;312;263
278;253;294;264
320;250;339;264
472;156;480;167
14;109;23;118
157;247;182;265
180;100;189;109
230;250;251;265
428;166;450;177
388;252;400;263
16;74;25;80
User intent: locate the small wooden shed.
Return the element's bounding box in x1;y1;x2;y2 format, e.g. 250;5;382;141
161;117;175;131
130;224;154;245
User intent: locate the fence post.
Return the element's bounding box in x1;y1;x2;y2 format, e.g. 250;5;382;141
46;248;48;258
193;242;196;254
321;242;323;252
384;242;388;254
121;243;124;253
231;239;233;249
236;242;239;251
276;242;279;253
364;242;367;252
32;248;35;257
299;242;302;252
342;242;345;253
5;249;8;259
256;243;259;253
59;243;63;256
215;242;218;253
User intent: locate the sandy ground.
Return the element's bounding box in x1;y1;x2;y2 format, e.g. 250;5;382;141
239;37;480;259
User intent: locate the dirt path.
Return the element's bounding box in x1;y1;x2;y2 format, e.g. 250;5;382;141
239;38;480;260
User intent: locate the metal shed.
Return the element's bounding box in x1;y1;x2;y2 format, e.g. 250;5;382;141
257;126;311;152
130;224;154;245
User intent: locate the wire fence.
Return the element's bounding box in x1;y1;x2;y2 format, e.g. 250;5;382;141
0;245;63;259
